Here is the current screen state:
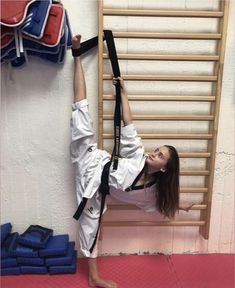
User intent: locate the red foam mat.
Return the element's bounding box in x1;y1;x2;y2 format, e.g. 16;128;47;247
170;254;234;288
1;254;234;288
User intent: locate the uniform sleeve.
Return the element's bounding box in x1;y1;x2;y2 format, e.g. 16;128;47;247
119;123;144;158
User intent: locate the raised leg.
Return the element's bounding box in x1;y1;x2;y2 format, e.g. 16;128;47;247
72;35;86;103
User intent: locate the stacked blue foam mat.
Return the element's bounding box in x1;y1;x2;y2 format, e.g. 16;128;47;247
1;223;77;276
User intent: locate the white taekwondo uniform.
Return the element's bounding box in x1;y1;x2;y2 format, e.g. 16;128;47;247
70;99;157;257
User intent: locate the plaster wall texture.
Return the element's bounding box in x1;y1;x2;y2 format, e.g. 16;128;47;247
1;0;234;256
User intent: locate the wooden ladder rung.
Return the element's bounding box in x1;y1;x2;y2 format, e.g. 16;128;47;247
103;53;220;61
180;170;209;176
103;8;223;18
103;114;214;121
103;94;216;102
178;153;211;158
107;204;207;210
102;220;206;227
180;187;208;193
103;133;213;140
101;150;211;159
112;31;222;40
103;74;218;82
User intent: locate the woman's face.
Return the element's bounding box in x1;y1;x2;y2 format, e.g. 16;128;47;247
146;146;170;173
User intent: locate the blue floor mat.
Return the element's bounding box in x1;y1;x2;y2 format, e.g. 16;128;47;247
1;223;12;244
1;233;16;259
48;251;77;274
0;266;21;276
8;233;39;258
1;257;18;268
20;265;48;274
18;225;53;248
39;234;69;257
45;241;75;266
17;256;45;266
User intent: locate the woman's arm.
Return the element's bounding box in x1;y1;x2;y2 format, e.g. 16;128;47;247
113;77;132;126
72;35;86;103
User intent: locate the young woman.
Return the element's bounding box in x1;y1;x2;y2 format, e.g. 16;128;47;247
71;35;193;288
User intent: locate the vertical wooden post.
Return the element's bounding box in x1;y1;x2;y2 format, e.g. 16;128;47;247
199;0;230;239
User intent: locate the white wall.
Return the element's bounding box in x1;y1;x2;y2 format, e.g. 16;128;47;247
1;0;234;256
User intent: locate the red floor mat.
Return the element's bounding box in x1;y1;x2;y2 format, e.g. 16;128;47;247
1;254;234;288
170;254;234;288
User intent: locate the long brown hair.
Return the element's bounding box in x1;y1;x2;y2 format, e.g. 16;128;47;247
152;145;180;218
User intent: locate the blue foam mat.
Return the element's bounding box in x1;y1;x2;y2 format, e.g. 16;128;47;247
1;223;12;244
8;232;39;258
20;265;48;274
17;256;45;266
1;257;18;268
45;241;75;266
1;233;16;259
0;267;21;276
18;225;53;248
48;251;77;274
39;234;69;257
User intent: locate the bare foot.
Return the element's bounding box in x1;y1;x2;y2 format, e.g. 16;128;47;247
72;35;81;49
89;276;118;288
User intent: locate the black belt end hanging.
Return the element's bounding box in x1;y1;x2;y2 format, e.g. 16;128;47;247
73;197;88;220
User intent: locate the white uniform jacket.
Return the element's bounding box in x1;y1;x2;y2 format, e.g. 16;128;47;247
70;99;156;257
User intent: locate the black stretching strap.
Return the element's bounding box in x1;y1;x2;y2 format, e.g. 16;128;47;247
72;36;99;57
103;30;121;171
72;31;121;253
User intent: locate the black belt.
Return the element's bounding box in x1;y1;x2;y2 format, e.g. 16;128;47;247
72;30;121;253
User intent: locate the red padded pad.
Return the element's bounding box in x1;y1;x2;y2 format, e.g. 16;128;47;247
1;0;36;27
38;3;65;47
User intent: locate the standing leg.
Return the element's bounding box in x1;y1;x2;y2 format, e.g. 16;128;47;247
88;257;118;288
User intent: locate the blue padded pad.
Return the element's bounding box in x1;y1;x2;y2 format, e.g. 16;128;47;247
1;40;17;62
21;0;52;39
1;246;10;259
1;223;12;244
48;251;77;274
1;257;17;268
0;267;21;276
17;256;45;266
39;234;69;257
45;241;75;266
21;265;48;274
24;38;60;54
40;44;64;63
18;225;53;248
8;232;38;258
1;233;16;259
